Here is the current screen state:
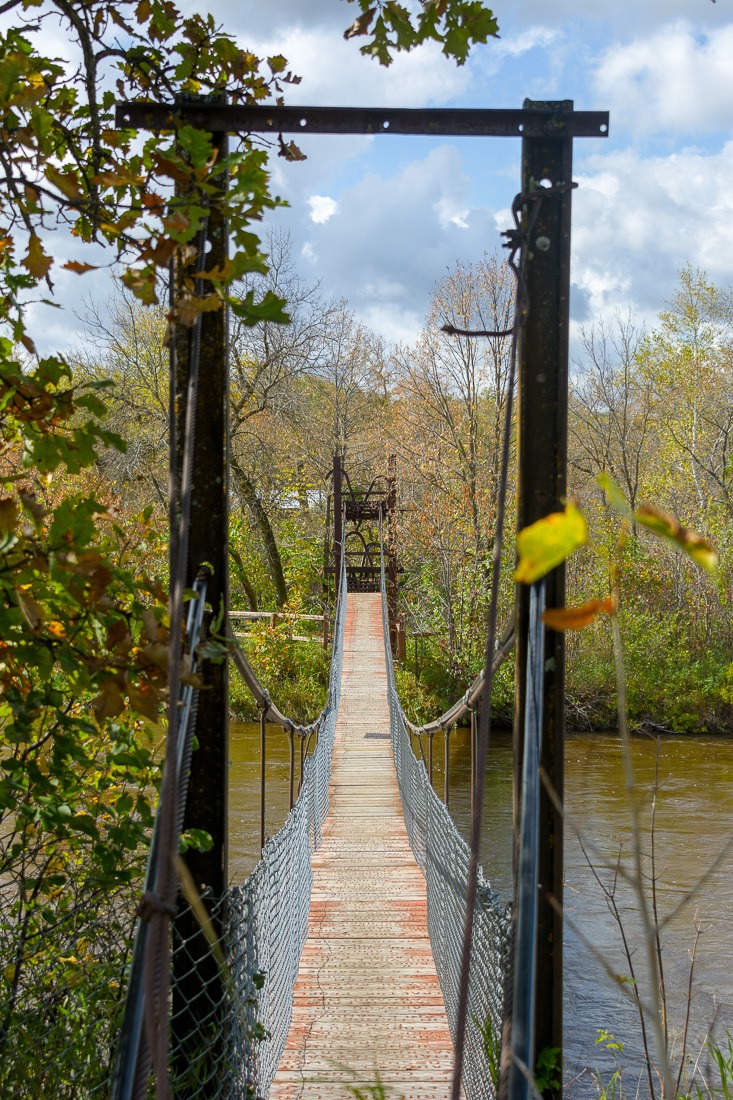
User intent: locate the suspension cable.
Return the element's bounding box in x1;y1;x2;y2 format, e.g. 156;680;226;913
450;184;551;1100
110;570;210;1100
136;212;211;1100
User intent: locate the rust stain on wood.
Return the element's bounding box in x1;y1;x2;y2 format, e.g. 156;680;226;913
270;593;461;1100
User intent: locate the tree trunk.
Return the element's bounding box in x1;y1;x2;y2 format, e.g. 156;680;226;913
228;544;259;610
231;462;288;608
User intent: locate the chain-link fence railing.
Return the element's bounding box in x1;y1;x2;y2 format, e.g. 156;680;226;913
0;876;141;1099
379;548;512;1100
230;552;346;1096
104;556;346;1099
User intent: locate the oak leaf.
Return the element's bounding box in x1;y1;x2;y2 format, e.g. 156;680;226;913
62;261;98;274
16;587;44;631
0;497;19;534
21;234;52;279
635;504;717;573
344;6;376;38
92;681;125;720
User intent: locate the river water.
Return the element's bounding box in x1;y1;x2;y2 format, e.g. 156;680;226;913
229;722;733;1095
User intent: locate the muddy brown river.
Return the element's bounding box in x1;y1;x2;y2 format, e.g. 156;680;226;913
229;722;733;1095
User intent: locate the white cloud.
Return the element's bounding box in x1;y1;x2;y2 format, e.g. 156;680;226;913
307;195;339;223
301;241;318;265
267;143;504;345
594;23;733;136
492;25;562;60
572;142;733;325
434;196;470;230
239;27;470;109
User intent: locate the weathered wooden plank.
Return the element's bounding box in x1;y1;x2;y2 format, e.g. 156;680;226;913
269;593;462;1099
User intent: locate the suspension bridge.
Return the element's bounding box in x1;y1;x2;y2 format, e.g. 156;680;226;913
110;98;609;1100
0;101;612;1099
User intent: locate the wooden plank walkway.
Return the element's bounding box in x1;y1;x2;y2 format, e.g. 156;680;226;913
270;593;459;1099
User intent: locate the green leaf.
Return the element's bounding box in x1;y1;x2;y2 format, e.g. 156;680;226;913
176;124;213;169
179;827;214;853
229;289;290;327
596;472;632;518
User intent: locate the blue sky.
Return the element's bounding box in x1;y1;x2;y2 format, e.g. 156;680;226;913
18;0;733;355
204;0;733;353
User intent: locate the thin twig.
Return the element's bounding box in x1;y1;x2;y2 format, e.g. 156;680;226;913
611;610;674;1100
674;917;703;1097
650;738;668;1051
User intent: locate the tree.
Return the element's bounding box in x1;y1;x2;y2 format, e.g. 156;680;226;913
75;293;170;510
0;1;502;1090
391;253;515;676
570;313;654;520
640;267;733;523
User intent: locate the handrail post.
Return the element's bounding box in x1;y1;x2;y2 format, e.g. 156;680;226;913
333;453;343;578
443;725;451;806
387;452;398;652
259;706;267;852
469;707;476;821
288;728;295;810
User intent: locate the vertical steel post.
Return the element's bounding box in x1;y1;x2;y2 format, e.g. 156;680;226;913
387;452;398;653
172;119;229;1083
333;453;343;578
259;708;267;852
470;707;476;821
511;99;572;1091
323;490;332;618
288;729;295;811
428;733;434;787
443;726;451;806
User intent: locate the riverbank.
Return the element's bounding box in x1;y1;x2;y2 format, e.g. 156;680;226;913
228;623;733;735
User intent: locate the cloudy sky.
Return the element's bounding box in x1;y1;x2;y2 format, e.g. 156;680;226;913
19;0;733;353
185;0;732;352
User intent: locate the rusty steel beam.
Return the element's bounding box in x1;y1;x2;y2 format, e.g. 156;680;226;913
116;102;609;140
509;99;572;1099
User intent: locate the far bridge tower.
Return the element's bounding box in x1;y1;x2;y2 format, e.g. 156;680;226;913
326;453;400;651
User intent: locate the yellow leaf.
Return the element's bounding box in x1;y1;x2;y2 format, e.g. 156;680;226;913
47;621;66;638
514;502;587;585
635;504;718;574
21;234;52;279
543;596;616;631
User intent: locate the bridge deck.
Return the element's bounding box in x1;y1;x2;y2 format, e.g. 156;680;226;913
270;593;459;1099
